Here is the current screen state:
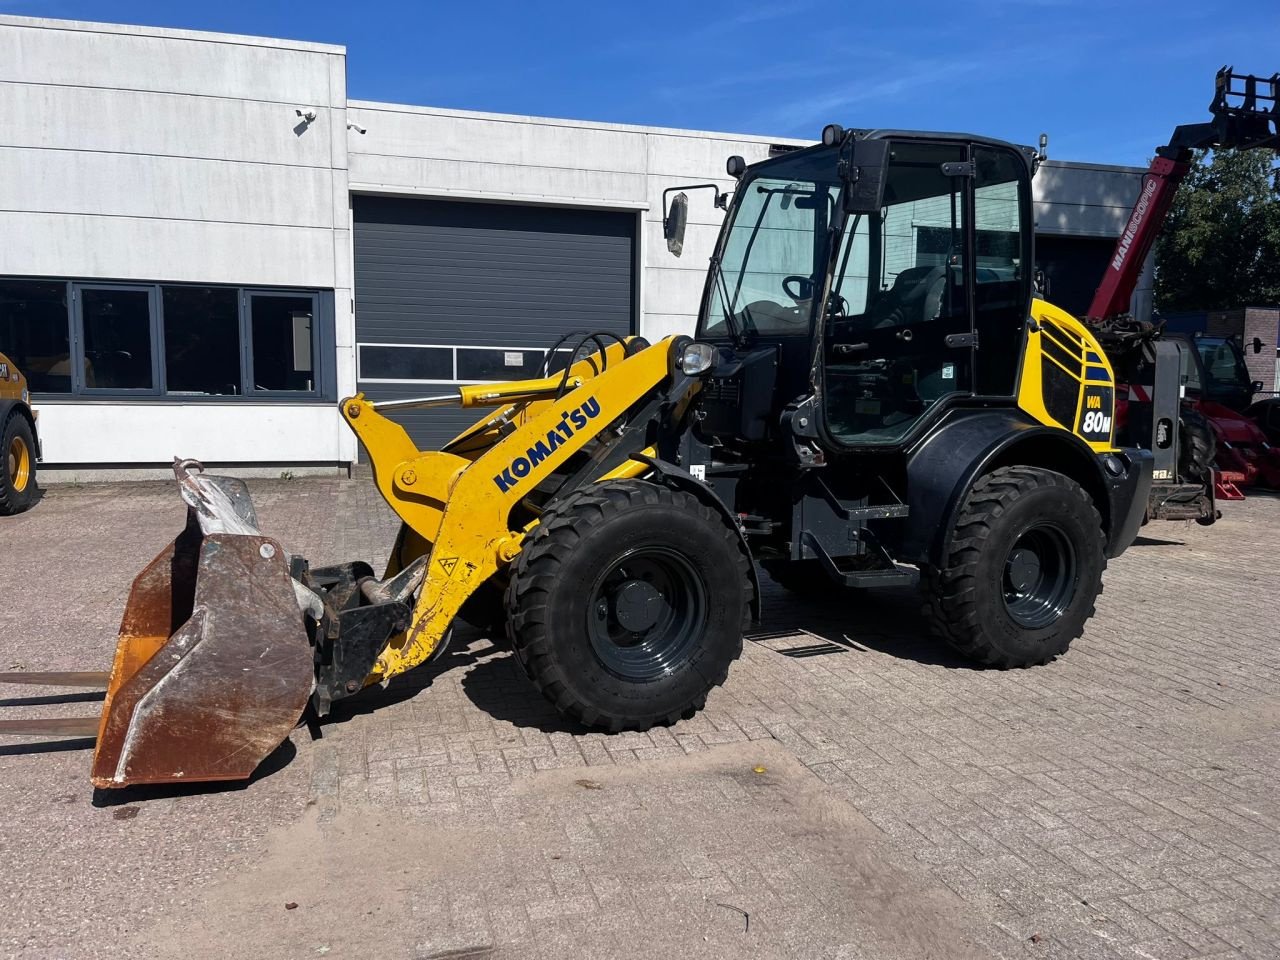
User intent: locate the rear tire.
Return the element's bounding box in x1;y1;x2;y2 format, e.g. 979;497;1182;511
505;480;749;731
922;466;1105;668
0;413;37;516
1178;408;1216;482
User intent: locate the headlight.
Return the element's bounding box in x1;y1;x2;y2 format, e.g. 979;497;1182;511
21;388;29;404
678;342;718;376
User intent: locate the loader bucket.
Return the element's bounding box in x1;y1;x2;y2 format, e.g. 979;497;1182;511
88;462;315;788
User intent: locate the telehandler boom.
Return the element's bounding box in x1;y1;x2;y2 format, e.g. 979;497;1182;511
1084;68;1279;512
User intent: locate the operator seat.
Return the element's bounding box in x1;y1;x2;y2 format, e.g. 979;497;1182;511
866;265;945;328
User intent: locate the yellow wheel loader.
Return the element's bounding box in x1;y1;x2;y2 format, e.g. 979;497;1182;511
3;126;1178;790
0;351;40;515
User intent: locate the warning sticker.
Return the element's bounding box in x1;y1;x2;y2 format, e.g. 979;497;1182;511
504;351;523;367
438;557;458;575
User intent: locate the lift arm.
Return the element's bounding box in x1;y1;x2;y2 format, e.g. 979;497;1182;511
1086;68;1279;322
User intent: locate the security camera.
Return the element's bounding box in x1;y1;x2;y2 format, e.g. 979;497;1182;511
295;108;317;123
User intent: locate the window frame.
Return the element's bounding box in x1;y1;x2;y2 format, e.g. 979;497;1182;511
1;275;335;403
73;282;164;397
0;277;74;394
159;283;246;398
356;342;577;386
242;288;323;399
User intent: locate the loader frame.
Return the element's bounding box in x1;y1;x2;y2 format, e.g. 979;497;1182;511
333;334;752;696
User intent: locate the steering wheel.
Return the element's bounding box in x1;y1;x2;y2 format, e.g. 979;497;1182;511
782;275;814;303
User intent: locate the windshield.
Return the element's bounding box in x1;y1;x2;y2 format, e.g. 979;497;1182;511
1195;337;1252;398
700;147;841;339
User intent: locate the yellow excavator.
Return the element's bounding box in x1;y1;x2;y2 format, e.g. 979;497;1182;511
20;97;1263;786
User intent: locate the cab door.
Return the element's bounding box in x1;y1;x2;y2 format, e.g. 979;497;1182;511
823;140;975;445
822;140;1032;445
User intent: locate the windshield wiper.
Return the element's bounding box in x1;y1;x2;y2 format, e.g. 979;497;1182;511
708;256;750;345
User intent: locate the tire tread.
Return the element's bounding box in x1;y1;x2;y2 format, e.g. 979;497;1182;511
921;466;1105;668
504;480;751;731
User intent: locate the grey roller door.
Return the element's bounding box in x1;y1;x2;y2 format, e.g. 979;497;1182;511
353;195;635;450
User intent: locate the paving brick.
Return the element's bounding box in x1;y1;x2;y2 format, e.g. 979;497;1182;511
5;478;1280;959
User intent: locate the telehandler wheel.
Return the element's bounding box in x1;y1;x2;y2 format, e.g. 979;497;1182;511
922;466;1105;668
505;479;750;731
1178;408;1216;481
0;413;37;516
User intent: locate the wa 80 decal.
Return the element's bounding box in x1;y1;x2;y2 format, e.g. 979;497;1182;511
492;397;603;493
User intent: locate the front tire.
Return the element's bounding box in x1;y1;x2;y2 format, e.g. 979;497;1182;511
0;413;37;516
505;480;750;731
922;466;1105;667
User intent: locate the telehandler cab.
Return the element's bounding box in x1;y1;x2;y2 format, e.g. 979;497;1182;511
3;129;1171;790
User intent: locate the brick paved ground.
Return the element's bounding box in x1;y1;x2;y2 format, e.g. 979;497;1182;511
1;478;1278;959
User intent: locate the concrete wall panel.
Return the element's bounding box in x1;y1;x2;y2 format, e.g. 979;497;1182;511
350;154;647;206
0;81;337;167
643;133;780;180
0;146;334;227
2;211;337;286
35;402;346;463
0;18;338;102
349;105;650;174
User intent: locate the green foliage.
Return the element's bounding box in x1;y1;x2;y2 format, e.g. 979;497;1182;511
1154;149;1280;311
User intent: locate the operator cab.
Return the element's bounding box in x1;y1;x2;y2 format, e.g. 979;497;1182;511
675;130;1036;453
1176;333;1264;412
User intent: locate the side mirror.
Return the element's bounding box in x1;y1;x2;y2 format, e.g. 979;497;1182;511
1251;336;1264;354
664;192;689;257
842;139;890;214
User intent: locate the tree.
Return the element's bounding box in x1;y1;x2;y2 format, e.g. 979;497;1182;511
1154;149;1280;311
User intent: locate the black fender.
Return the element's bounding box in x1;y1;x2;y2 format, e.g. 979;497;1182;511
634;454;763;624
0;399;39;457
900;407;1147;566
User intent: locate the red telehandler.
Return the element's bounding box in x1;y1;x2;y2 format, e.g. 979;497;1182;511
1084;68;1280;517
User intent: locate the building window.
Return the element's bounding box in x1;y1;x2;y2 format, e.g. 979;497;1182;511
358;344;453;382
78;286;156;391
0;276;331;401
0;278;72;393
248;293;316;392
456;347;545;381
163;286;241;396
357;343;574;385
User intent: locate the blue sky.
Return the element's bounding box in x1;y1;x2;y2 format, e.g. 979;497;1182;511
4;0;1278;166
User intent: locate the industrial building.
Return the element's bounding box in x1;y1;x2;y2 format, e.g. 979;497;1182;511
0;15;1153;475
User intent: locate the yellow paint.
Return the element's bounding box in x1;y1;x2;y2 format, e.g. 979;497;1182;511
341;338;680;684
1;352;35;493
1017;300;1117;453
0;351;25;403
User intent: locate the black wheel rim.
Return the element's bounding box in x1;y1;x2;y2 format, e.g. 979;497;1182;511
1002;522;1077;629
586;546;708;681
